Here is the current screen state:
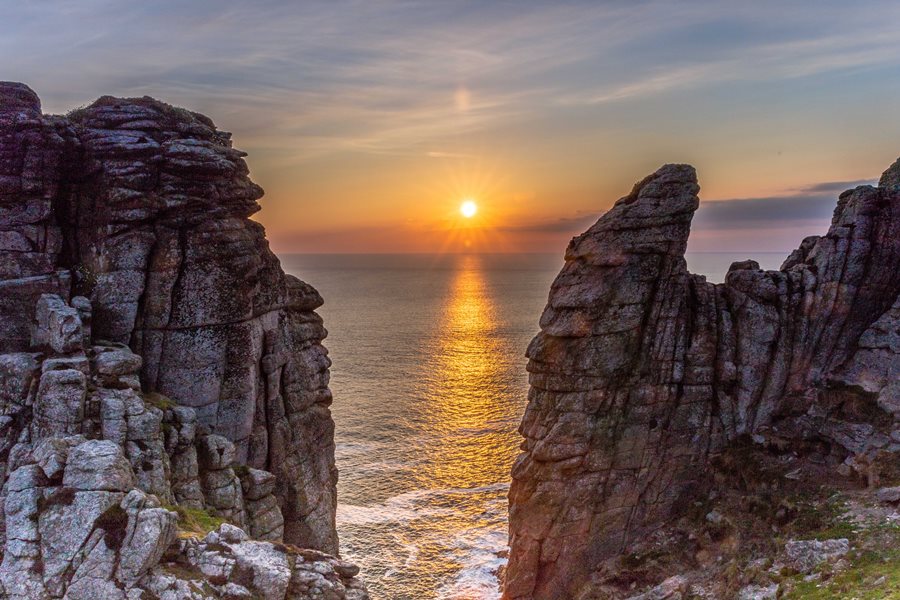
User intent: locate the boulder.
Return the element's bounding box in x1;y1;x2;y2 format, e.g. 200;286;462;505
625;576;688;600
63;440;136;491
32;294;82;354
738;584;779;600
876;486;900;503
783;539;850;574
93;344;142;376
33;368;86;439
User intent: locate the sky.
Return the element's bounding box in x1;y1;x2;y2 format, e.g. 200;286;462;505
4;0;900;254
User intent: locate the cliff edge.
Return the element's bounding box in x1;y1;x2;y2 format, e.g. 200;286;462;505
505;162;900;599
0;82;363;598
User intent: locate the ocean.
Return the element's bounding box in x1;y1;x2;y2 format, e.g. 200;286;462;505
280;252;786;600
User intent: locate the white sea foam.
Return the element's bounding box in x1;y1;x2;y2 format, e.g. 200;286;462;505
339;483;510;525
339;484;510;597
334;439;386;459
337;488;457;526
436;527;508;600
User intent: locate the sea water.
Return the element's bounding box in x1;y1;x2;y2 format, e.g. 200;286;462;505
281;252;785;600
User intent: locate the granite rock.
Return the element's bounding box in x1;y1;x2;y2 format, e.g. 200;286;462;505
0;294;365;598
505;162;900;599
0;82;363;598
63;439;136;491
0;81;337;552
782;538;850;574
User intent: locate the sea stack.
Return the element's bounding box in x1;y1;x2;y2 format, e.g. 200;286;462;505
0;82;365;598
505;162;900;599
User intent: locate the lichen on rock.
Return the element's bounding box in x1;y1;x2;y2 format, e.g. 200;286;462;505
505;161;900;599
0;82;363;599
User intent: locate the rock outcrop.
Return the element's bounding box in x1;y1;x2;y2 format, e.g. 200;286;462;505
0;83;361;598
0;81;336;551
0;293;364;598
505;162;900;599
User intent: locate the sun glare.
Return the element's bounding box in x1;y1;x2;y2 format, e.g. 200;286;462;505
460;199;477;218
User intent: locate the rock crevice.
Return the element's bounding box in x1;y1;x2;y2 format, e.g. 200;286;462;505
505;161;900;599
0;83;360;598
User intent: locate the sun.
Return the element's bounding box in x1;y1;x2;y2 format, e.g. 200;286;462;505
460;199;477;218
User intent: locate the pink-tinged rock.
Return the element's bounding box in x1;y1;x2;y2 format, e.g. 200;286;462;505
505;161;900;599
32;294;82;354
0;82;41;114
33;368;86;439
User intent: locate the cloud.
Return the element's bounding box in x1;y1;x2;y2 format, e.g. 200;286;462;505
4;0;899;255
496;212;599;234
7;0;900;166
693;179;876;229
498;178;876;240
260;174;881;252
800;179;874;193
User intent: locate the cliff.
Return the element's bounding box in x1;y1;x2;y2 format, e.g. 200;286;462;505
0;83;363;599
505;162;900;599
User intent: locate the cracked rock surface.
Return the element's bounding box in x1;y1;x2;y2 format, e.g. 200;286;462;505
0;81;336;553
0;83;363;598
504;161;900;599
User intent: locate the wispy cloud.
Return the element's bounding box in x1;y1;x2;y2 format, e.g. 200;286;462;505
7;0;900;165
694;178;876;229
565;25;900;105
499;178;876;239
3;1;899;252
496;212;599;234
800;179;874;194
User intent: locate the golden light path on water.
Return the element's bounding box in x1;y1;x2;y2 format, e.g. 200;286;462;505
425;256;510;490
403;255;516;599
301;253;560;600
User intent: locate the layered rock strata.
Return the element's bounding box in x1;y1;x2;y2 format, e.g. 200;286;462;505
505;161;900;599
0;293;363;598
0;81;336;552
0;83;360;598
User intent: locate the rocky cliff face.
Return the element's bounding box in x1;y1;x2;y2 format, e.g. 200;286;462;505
0;82;360;598
505;162;900;599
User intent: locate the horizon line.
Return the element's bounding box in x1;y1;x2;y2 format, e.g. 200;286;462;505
274;250;795;256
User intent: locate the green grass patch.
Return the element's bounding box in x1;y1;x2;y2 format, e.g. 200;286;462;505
784;505;900;600
812;519;858;542
785;549;900;599
164;504;225;537
782;494;855;541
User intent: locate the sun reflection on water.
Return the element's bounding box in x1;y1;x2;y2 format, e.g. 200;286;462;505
326;254;545;599
422;255;512;491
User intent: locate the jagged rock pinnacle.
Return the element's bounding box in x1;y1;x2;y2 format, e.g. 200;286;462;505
505;160;900;600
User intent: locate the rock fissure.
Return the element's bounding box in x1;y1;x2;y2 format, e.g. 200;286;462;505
505;161;900;599
0;83;362;599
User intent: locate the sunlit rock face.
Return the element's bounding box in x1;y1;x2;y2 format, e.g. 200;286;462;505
504;162;900;599
0;82;338;553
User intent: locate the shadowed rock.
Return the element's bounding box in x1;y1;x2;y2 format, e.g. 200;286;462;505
0;83;365;598
505;162;900;599
0;82;337;552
